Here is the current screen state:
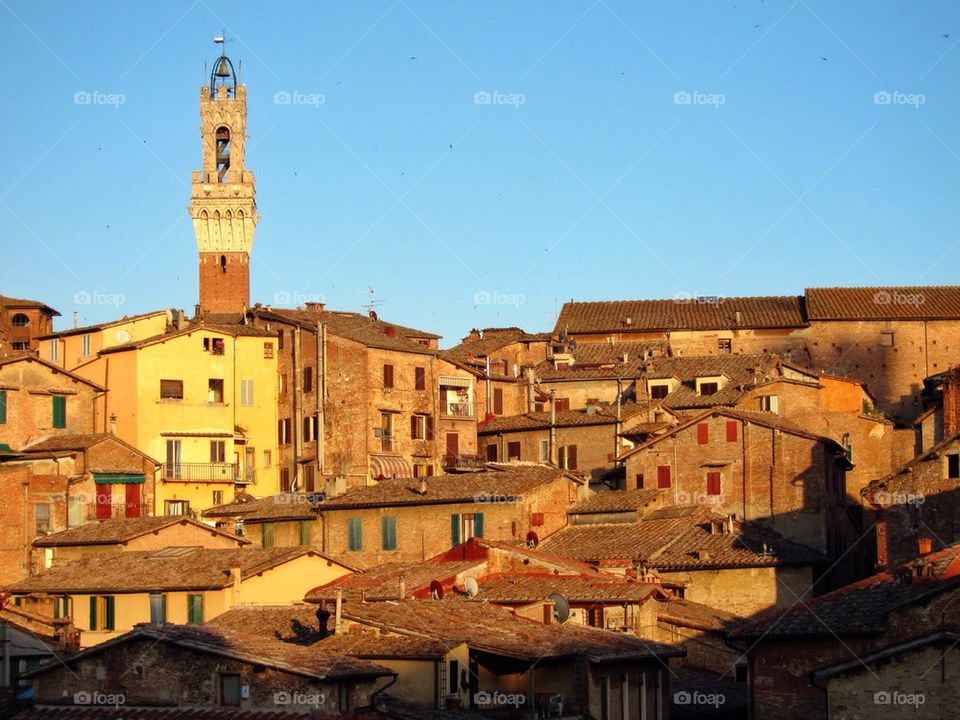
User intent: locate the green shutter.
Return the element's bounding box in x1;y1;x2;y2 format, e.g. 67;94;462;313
89;596;97;630
348;518;362;551
161;593;166;623
474;512;484;538
299;520;311;546
262;523;275;548
188;594;203;624
53;596;61;619
52;395;66;429
381;516;397;551
451;514;460;546
0;390;6;424
104;596;115;630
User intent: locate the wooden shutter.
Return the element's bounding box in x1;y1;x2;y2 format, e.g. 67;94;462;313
450;514;461;546
707;472;722;496
486;444;498;462
415;367;426;391
555;398;570;411
567;445;578;470
89;596;97;630
508;441;521;460
697;423;709;445
493;388;503;415
52;396;66;429
96;486;112;519
726;421;738;442
105;596;115;630
383;364;394;388
657;465;671;488
0;390;6;423
348;518;362;551
473;512;484;538
426;415;434;441
411;415;419;438
382;516;397;550
124;483;141;518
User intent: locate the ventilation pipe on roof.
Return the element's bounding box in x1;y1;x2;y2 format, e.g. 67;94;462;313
334;589;343;633
315;604;332;639
399;575;406;600
72;311;78;329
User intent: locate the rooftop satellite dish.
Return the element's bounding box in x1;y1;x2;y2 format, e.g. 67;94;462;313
464;576;480;597
429;580;445;600
548;592;570;623
526;530;539;549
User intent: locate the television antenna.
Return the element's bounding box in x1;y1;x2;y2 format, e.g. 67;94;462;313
360;287;386;316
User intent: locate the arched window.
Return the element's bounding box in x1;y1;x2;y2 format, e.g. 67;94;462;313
220;255;227;274
200;210;209;220
215;126;231;183
11;313;29;327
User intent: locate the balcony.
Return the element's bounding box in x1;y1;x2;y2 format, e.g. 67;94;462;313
442;454;486;471
441;402;474;418
237;468;257;485
162;462;238;483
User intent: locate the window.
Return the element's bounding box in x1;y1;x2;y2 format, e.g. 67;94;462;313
299;520;311;546
415;366;426;391
650;384;669;399
380;412;394;452
508;441;522;461
262;522;275;548
304;366;313;393
263;342;274;359
759;395;780;414
726;421;738;443
210;441;226;463
52;395;66;429
88;596;115;631
0;390;6;424
699;382;719;396
347;518;363;551
493;388;504;415
10;313;29;327
219;674;241;707
381;516;397;550
278;330;285;350
718;338;732;354
558;445;578;470
881;331;895;347
697;423;709;445
11;341;28;351
948;454;960;480
410;414;426;440
187;594;203;624
160;379;183;400
383;364;394;389
450;512;484;545
449;659;459;694
52;596;69;620
50;341;58;362
278;418;292;445
208;378;224;403
212;490;223;506
657;465;671;489
239;379;254;406
706;471;722;496
280;467;291;492
486;444;498;462
279;373;287;395
35;503;51;534
636;473;644;489
304;415;318;442
81;334;91;357
304;465;316;492
149;593;166;624
215;126;231;182
538;439;549;463
164;500;189;516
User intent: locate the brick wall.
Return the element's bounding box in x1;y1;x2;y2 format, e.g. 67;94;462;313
479;422;619;481
198;251;249;314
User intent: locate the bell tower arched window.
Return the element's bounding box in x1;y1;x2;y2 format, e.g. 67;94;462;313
215;126;231;182
220;255;227;273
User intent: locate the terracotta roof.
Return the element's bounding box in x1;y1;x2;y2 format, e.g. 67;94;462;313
32;516;248;548
0;294;59;315
443;327;549;363
5;547;324;594
534;342;669;382
568;489;663;515
35;309;173;339
307;559;486;602
805;286;960;320
462;572;665;604
657;597;742;632
339;598;682;663
98;323;275;355
478;409;616;434
730;543;960;639
555;296;806;334
202;492;321;522
539;506;826;569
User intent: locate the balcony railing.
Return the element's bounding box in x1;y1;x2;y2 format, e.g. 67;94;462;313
442;453;486;471
162;462;238;482
441;402;474;418
237;468;257;485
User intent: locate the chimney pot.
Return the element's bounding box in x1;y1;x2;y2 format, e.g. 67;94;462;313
918;537;933;555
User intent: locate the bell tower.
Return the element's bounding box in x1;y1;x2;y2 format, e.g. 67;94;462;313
189;44;259;316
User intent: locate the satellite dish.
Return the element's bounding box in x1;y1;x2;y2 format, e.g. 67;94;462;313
464;576;480;597
429;580;445;600
548;592;570;623
526;531;539;548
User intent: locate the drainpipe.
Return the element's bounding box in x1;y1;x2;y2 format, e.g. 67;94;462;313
549;390;557;465
526;367;536;413
615;379;623;461
484;357;492;417
334;589;343;633
230;564;241;608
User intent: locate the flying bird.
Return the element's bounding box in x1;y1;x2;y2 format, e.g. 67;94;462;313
820;56;828;62
943;33;951;39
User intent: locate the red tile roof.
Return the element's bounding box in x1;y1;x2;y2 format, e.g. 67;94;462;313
32;516;247;548
568;489;663;515
443;327;549;364
555;296;806;334
0;294;59;315
805;286;960;320
461;572;665;604
477;409;617;434
657;597;742;632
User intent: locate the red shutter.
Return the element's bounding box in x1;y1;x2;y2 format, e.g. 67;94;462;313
657;465;671;489
726;421;738;443
124;483;141;518
415;367;425;391
531;512;545;527
486;444;498;462
567;445;578;470
426;415;434;441
383;364;394;388
493;388;503;415
96;486;112;519
555;398;570;412
697;423;709;445
411;415;419;439
707;472;722;496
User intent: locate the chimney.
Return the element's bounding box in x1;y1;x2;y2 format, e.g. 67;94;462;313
696;549;710;561
384;326;396;337
399;575;406;600
418;477;428;495
918;537;933;555
305;301;325;311
315;604;332;639
943;368;960;437
734;311;742;325
727;514;735;534
72;311;78;329
334;589;343;633
229;564;241;605
108;414;117;436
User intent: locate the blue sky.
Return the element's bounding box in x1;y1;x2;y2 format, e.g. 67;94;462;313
2;1;959;346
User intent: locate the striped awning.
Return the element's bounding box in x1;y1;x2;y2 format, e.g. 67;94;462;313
369;454;413;480
439;376;472;388
93;473;145;484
